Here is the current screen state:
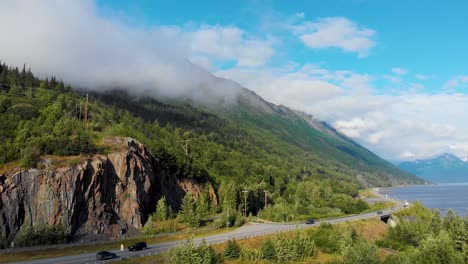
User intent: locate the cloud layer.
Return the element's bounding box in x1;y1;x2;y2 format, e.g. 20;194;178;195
1;0;467;161
0;0;276;103
217;65;468;161
293;17;376;57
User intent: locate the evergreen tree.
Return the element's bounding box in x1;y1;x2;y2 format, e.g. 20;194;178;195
0;66;8;86
21;64;26;87
40;78;50;90
155;196;169;222
50;76;57;88
9;85;23;96
414;231;464;264
64;84;72;92
429;210;442;235
178;192;200;227
169;238;221;264
341;240;380;264
8;67;19;86
197;185;212;219
25;68;35;88
56;81;65;92
224;239;241;259
261;238;276;260
219;182;238;211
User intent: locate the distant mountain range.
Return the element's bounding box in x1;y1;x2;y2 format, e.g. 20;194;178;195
399;153;468;183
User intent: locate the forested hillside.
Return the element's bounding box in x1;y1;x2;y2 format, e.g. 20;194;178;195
0;61;422;223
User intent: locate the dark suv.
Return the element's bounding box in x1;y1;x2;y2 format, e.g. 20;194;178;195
96;251;117;260
306;219;315;224
128;242;147;251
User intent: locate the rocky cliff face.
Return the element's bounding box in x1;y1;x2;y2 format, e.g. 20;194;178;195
0;138;217;243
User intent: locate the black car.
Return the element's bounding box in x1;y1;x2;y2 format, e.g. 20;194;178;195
306;219;315;224
377;210;383;215
96;251;117;260
128;242;147;251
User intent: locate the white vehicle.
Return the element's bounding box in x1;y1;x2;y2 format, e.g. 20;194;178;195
404;201;409;207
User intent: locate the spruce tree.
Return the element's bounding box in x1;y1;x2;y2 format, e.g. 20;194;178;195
261;238;276;260
25;69;35;88
21;64;26;87
224;239;241;259
50;76;57;88
198;185;212;219
155;196;169;221
178;192;200;227
0;67;8;86
8;67;19;86
56;81;64;92
41;78;50;90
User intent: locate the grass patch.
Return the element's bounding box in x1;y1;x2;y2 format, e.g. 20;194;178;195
367;200;398;212
0;227;233;264
113;218;389;264
0;161;22;175
359;188;379;199
344;218;388;241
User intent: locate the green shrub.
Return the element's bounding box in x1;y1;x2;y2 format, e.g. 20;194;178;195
224;239;241;259
262;229;316;263
312;222;337;253
143;218;178;235
261;238;276;260
240;247;263;262
233;213;245;227
177;192;200;228
20;145;40;168
13;223;72;247
342;240;379;264
169;238;222;264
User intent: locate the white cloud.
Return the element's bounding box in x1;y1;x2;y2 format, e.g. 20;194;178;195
408;83;425;92
295;12;305;19
2;0;468;162
392;68;407;75
415;74;430;80
188;25;275;67
188;55;213;71
0;0;275;104
383;75;402;84
218;64;468;161
443;76;468;90
294;17;376;58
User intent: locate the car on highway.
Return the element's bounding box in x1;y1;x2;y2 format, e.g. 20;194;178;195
306;219;315;224
128;242;148;251
376;210;383;215
96;251;117;260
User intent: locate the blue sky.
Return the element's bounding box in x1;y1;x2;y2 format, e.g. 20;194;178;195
96;0;468;94
3;0;468;161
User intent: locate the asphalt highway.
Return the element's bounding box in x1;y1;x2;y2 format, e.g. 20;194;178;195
13;203;400;264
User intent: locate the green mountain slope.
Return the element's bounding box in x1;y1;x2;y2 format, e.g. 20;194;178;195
228;87;421;185
0;61;422;221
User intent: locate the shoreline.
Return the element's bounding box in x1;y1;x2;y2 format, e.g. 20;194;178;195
371;187;405;207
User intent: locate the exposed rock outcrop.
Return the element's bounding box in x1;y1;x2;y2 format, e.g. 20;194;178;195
0;138;217;244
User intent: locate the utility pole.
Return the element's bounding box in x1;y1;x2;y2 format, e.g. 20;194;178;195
84;94;89;130
242;190;248;217
178;139;191;156
263;190;268;208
